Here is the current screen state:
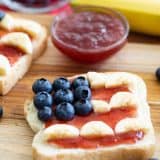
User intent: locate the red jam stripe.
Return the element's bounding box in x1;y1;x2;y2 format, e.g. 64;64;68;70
0;45;23;65
49;130;144;149
45;106;136;129
45;86;139;149
92;86;129;102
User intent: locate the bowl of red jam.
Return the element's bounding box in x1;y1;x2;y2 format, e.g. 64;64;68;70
51;6;129;63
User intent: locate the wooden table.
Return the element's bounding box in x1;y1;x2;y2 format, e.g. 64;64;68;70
0;13;160;159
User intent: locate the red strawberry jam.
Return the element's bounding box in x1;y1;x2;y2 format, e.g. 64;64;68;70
92;86;129;102
49;130;144;149
0;45;24;65
46;85;144;148
46;106;136;129
52;8;129;63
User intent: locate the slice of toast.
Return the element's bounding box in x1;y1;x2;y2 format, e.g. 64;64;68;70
24;72;147;133
0;12;48;95
24;72;155;160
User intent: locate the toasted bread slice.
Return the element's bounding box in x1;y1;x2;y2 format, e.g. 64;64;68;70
24;72;155;160
24;72;147;133
0;13;48;95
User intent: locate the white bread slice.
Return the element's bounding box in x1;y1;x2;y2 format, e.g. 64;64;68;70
24;72;155;159
0;13;48;95
24;72;147;133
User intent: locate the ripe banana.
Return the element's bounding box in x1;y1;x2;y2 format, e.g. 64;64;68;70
71;0;160;36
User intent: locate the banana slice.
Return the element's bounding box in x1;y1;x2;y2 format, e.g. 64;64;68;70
115;118;149;134
80;121;114;137
43;124;79;141
105;73;135;89
87;72;107;88
0;55;10;76
91;100;110;113
0;14;13;30
13;19;42;37
109;92;138;109
0;32;32;55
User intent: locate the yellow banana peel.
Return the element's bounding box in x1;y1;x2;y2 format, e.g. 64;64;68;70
71;0;160;36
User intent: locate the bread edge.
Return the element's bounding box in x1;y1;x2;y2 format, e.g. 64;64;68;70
0;54;32;95
32;25;48;60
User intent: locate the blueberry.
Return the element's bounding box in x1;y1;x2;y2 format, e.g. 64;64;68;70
33;91;53;110
55;102;75;121
156;68;160;81
0;11;5;21
0;106;3;118
32;78;52;94
53;77;71;91
38;106;53;122
72;76;89;89
74;86;91;100
54;89;74;105
74;99;93;116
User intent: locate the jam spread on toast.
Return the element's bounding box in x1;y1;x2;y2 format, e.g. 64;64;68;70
0;45;24;65
45;106;136;129
33;76;144;149
92;86;129;101
45;86;142;148
49;130;144;149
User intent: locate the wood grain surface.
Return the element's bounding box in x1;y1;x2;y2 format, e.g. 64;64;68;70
0;13;160;160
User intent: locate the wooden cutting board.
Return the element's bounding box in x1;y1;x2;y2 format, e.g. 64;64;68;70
0;13;160;159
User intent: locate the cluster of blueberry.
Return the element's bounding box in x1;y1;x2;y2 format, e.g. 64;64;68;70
32;76;93;122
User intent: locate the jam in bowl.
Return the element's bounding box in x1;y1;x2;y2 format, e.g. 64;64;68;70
51;6;129;63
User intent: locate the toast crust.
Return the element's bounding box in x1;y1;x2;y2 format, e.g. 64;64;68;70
31;23;48;60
